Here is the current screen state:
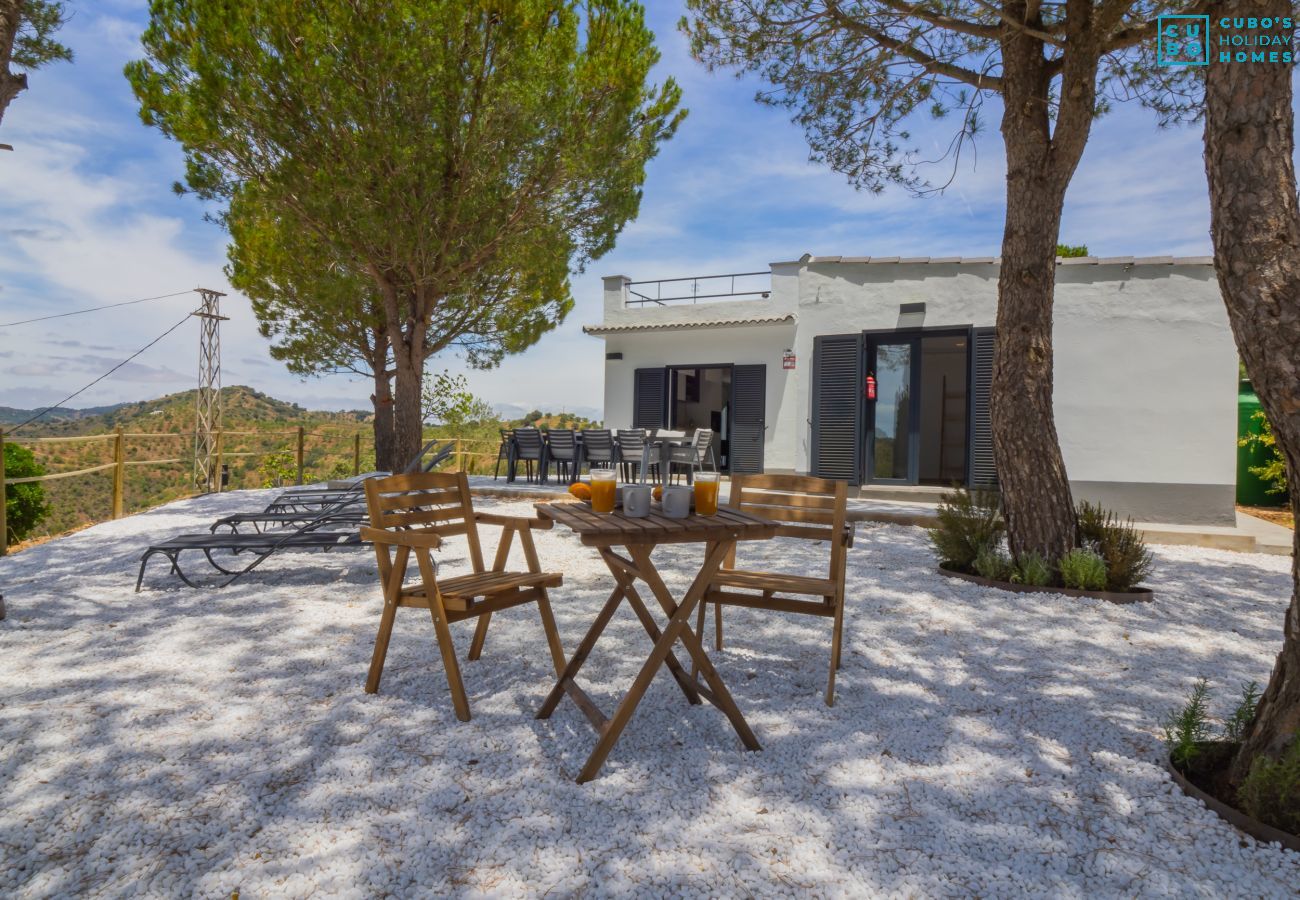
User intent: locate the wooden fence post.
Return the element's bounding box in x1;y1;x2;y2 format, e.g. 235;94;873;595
353;431;361;476
0;428;7;557
112;427;125;519
456;438;464;472
215;430;224;493
296;426;305;486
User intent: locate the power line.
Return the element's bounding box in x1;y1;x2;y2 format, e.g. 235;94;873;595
6;309;198;435
0;289;198;329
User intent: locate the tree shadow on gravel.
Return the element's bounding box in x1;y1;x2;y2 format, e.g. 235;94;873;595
1;500;1298;895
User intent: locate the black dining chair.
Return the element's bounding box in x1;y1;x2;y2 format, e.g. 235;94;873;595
668;428;716;484
616;428;649;482
511;427;548;483
578;429;617;475
545;429;579;484
493;428;513;480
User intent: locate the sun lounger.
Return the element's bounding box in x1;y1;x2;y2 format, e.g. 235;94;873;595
209;505;367;533
135;441;457;590
135;527;363;590
269;441;455;507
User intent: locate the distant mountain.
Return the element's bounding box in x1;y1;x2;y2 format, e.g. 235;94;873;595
0;402;129;425
8;385;370;436
493;401;603;423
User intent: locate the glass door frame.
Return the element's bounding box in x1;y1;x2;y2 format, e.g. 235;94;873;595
863;333;922;484
862;326;977;485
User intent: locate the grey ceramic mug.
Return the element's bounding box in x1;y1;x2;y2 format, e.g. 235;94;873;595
662;485;692;519
623;484;651;517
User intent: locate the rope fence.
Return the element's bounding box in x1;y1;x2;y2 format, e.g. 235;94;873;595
0;426;371;555
0;427;525;555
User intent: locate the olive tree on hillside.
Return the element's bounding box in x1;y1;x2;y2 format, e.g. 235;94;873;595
682;0;1184;558
128;0;684;465
1202;0;1300;794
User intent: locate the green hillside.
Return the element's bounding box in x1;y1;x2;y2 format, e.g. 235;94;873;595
5;386;605;545
8;386;372;540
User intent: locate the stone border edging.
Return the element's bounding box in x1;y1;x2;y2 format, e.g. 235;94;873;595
1165;754;1300;853
937;565;1154;604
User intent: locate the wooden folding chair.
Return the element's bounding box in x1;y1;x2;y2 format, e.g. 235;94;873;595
360;471;567;721
697;473;853;706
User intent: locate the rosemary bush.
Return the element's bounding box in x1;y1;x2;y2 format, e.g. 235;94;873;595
928;488;1003;572
1163;677;1212;769
1077;501;1154;592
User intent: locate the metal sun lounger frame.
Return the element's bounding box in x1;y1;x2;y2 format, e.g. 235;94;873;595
135;441;456;590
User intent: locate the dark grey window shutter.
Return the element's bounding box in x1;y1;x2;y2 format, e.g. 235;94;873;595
729;364;766;474
968;327;998;488
811;334;863;484
633;368;666;429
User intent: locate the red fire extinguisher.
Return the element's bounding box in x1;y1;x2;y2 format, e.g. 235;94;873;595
865;373;877;400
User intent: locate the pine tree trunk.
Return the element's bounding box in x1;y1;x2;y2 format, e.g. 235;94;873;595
391;352;425;472
370;368;396;473
1203;0;1300;786
990;14;1082;560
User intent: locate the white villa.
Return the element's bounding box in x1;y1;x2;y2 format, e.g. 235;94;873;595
586;254;1237;525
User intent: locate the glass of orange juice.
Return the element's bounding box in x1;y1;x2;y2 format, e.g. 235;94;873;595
590;468;617;514
694;471;720;516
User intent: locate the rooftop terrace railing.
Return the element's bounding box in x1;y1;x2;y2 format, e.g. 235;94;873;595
626;270;771;306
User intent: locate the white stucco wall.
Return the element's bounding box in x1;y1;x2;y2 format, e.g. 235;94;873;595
598;323;796;467
589;259;1238;523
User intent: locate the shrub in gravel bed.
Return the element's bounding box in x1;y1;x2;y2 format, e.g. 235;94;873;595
1077;501;1154;592
928;488;1003;571
1164;678;1300;838
930;491;1155;596
1059;548;1108;591
1239;733;1300;834
972;545;1014;581
1009;551;1053;587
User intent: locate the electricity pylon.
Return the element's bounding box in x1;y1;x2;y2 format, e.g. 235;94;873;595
193;288;228;493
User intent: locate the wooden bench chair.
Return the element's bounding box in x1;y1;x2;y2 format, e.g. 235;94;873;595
696;473;853;706
361;471;567;721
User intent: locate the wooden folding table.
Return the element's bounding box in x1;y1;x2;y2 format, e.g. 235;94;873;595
534;501;778;783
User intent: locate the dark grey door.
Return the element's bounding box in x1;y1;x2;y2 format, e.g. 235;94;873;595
967;327;998;487
729;364;766;474
633;367;667;429
811;334;864;484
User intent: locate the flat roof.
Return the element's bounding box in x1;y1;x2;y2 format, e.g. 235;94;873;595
582;314;795;336
771;254;1215;266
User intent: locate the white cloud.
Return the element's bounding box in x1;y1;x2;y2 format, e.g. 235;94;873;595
0;1;1230;420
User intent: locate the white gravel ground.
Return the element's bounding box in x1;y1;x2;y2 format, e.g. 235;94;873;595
1;488;1298;897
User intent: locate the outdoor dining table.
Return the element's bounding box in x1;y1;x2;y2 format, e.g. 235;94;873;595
533;500;778;783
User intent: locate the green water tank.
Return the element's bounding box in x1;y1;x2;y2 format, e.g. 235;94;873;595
1237;381;1288;507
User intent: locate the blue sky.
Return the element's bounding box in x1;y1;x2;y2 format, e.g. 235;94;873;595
0;2;1219;416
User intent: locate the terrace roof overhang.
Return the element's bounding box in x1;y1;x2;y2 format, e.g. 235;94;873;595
582;314;795;337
